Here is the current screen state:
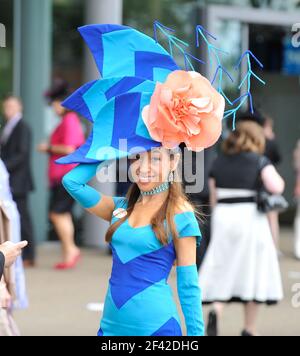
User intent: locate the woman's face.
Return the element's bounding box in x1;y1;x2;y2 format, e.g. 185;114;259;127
129;147;180;192
52;100;65;117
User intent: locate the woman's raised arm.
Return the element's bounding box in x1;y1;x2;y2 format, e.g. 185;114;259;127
62;163;116;222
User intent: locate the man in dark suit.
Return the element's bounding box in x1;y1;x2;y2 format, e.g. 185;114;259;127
0;95;35;266
0;241;28;279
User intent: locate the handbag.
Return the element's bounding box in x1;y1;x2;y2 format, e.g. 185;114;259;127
256;157;289;213
256;189;289;213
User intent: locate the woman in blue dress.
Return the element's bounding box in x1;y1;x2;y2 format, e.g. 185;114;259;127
55;23;253;336
63;146;204;336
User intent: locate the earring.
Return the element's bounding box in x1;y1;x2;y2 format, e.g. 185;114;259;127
168;171;174;184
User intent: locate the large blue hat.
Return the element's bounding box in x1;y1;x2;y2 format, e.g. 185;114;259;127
56;23;264;165
57;24;180;165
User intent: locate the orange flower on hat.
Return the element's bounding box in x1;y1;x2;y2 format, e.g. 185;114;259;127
142;70;225;151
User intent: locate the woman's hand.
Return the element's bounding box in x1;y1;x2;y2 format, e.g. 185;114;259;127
0;283;12;309
0;241;28;267
37;142;49;153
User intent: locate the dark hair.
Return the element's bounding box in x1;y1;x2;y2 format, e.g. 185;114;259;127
45;78;70;103
237;109;266;127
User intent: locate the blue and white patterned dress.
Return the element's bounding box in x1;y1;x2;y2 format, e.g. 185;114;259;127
98;197;201;336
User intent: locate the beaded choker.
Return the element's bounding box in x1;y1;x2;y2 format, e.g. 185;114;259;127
140;182;170;196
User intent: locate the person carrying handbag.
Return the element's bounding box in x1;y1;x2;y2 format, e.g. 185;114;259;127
200;121;285;336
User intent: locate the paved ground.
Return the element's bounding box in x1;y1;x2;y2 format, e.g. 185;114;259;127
14;228;300;336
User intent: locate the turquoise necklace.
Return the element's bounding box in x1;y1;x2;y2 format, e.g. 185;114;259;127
140;181;170;196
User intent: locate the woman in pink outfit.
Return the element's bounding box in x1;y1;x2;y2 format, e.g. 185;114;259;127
38;80;85;269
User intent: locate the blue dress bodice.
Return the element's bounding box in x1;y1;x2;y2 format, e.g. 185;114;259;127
98;197;201;336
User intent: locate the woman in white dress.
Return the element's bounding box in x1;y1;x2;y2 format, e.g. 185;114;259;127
199;121;284;336
0;159;28;336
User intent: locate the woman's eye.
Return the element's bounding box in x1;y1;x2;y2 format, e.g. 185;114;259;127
152;156;161;161
129;154;140;162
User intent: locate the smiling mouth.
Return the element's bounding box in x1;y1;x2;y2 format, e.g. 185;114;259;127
138;176;156;183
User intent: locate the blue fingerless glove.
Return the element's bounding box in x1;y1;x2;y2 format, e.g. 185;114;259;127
177;264;205;336
62;163;103;209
